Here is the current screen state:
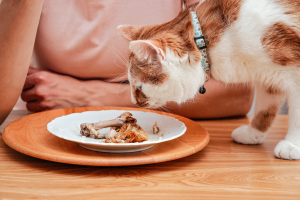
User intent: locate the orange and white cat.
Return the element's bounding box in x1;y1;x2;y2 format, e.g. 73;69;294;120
117;0;300;160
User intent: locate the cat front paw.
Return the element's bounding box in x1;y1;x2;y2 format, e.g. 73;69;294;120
231;125;267;145
274;140;300;160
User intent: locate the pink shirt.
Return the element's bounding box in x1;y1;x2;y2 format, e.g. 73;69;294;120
15;0;199;109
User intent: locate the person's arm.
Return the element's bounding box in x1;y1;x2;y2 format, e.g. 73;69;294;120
21;67;254;118
21;68;134;112
167;80;254;119
0;0;43;125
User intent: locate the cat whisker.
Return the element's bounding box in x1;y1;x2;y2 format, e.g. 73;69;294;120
107;45;128;66
107;72;127;83
105;72;126;76
162;106;174;114
119;83;129;94
160;107;170;114
161;105;173;110
101;43;128;67
114;58;127;70
157;107;167;114
116;80;131;96
160;106;175;117
155;99;178;103
105;45;128;64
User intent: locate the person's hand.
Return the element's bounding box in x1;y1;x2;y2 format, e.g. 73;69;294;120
21;67;89;112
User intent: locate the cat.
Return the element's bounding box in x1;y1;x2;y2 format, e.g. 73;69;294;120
117;0;300;160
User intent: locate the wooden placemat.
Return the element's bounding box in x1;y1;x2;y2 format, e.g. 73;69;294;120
2;107;209;166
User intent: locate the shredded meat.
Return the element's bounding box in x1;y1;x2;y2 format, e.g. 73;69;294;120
153;121;160;134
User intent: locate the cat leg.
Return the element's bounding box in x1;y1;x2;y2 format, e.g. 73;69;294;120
274;84;300;160
232;85;285;145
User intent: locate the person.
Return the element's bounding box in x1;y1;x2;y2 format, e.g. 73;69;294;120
0;0;254;126
0;0;43;125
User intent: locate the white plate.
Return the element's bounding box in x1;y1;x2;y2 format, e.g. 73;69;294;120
47;110;186;153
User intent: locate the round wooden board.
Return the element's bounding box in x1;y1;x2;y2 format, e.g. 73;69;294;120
3;107;209;166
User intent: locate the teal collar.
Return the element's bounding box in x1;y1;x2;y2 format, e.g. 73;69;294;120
191;11;210;94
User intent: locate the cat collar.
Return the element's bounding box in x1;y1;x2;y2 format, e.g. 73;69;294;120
191;11;210;94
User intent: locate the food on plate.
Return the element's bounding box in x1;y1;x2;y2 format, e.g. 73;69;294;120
80;112;131;139
153;121;160;134
80;112;154;143
80;123;103;139
104;112;149;143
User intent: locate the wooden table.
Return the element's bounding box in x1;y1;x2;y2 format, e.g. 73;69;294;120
0;111;299;199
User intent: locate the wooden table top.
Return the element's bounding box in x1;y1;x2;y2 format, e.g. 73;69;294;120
0;110;299;199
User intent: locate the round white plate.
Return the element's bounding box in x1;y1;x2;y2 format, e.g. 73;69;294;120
47;110;186;153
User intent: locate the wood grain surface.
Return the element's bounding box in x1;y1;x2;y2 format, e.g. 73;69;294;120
2;107;209;166
0;110;299;199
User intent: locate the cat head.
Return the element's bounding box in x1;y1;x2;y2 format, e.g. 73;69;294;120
117;6;206;109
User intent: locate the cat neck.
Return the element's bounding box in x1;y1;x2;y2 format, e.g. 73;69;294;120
190;10;210;85
195;0;242;49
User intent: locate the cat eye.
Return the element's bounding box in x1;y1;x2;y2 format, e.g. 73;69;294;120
138;85;142;90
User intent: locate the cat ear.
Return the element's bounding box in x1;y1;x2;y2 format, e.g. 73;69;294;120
129;40;165;61
182;0;188;10
117;25;142;41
